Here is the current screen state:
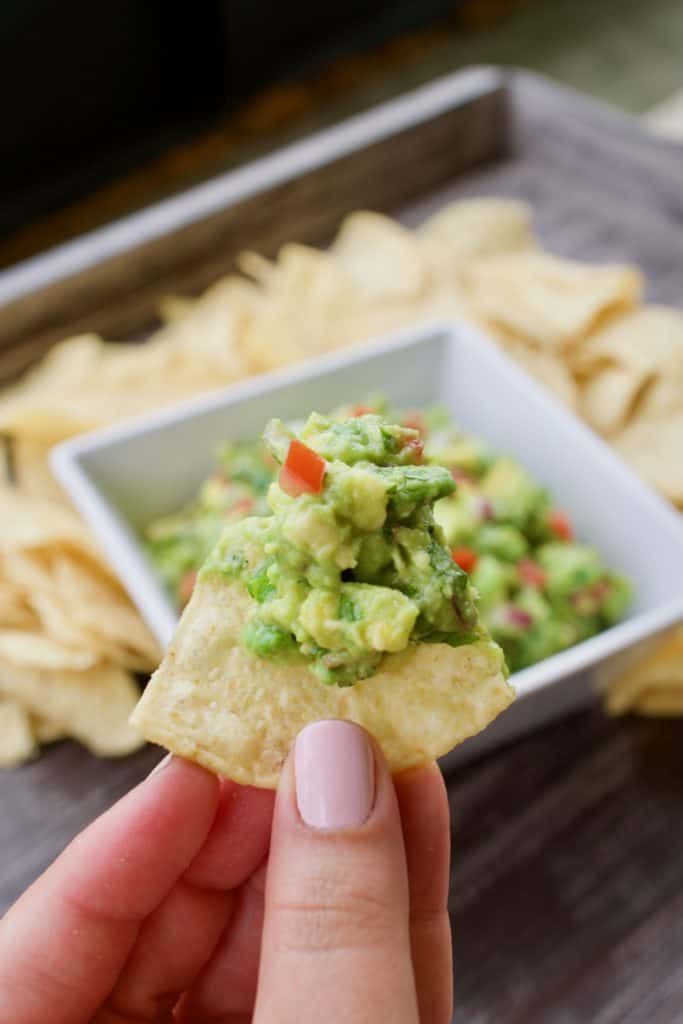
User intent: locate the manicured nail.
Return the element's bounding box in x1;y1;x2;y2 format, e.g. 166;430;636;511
148;752;173;777
295;721;375;829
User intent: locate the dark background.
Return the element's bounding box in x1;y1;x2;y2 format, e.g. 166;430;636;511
0;0;464;240
3;0;681;270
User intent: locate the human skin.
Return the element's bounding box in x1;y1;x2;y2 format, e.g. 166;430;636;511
0;721;453;1023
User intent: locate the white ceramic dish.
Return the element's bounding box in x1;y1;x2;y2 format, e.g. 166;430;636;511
52;322;683;768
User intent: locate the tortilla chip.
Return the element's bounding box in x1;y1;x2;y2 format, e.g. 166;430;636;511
53;555;161;671
632;689;683;716
2;551;55;602
0;698;37;766
579;365;650;437
131;579;513;788
0;658;143;757
0;492;107;563
0;284;258;442
0;630;98;671
417;198;536;285
4;551;88;646
418;198;534;254
0;334;116;441
0;577;34;629
0;439;67;504
331;212;428;302
139;277;256;387
605;626;683;716
0;405;95;445
238;251;278;287
1;519;160;675
157;294;197;323
238;244;364;372
8;333;106;399
0;493;150;600
462;252;642;351
30;714;67;744
612;412;683;506
631;368;683;424
571;306;683;376
493;332;578;409
574;306;683;436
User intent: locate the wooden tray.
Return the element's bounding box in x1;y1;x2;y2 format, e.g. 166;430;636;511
2;66;682;385
3;66;683;944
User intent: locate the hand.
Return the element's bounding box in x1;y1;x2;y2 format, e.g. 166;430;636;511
0;721;452;1023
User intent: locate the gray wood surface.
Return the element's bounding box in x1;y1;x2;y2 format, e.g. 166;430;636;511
2;70;683;1021
449;711;683;1023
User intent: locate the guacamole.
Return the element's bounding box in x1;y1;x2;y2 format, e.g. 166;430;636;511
145;441;273;600
199;413;482;685
144;400;631;675
419;411;630;670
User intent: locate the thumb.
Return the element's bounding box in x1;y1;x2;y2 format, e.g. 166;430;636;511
254;720;419;1024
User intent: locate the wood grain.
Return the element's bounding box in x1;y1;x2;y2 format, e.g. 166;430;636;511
448;711;683;1022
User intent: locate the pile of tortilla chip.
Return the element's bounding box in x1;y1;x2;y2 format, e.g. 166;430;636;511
605;626;683;717
1;198;682;765
0;491;160;765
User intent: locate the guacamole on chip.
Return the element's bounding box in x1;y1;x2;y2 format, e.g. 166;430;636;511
132;409;514;785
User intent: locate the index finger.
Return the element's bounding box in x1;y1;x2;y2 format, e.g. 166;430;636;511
0;756;219;1024
395;762;452;1024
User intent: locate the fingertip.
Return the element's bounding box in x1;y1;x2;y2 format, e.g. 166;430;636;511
394;760;447;802
395;759;450;842
141;755;223;832
147;751;173;777
146;752;220;787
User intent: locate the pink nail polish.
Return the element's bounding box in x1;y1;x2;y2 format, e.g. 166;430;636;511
295;721;375;830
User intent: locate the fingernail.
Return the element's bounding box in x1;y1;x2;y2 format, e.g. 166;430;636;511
148;752;173;778
295;721;375;830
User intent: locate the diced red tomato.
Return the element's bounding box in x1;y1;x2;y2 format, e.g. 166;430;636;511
279;439;326;497
179;570;197;605
351;404;372;417
549;509;573;542
452;547;478;574
405;438;424;462
518;558;546;588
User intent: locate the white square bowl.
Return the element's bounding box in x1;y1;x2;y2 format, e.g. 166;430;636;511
51;322;683;767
